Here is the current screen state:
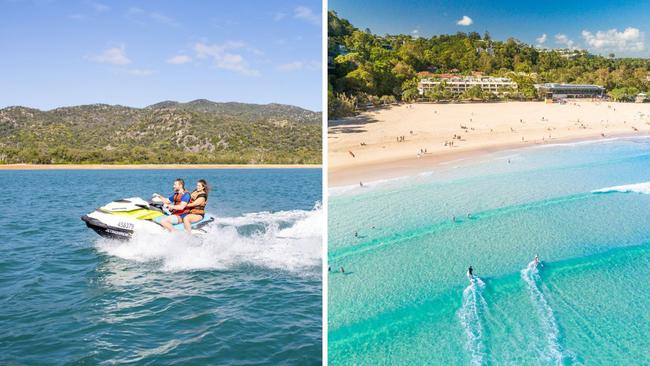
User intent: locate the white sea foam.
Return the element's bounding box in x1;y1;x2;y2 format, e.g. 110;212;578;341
328;176;409;196
458;276;487;366
592;182;650;195
521;260;564;365
95;204;322;274
531;135;650;149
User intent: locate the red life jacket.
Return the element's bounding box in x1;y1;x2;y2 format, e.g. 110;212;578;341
171;191;189;216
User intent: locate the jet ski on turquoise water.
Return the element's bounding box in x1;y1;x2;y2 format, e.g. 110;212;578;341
81;195;214;240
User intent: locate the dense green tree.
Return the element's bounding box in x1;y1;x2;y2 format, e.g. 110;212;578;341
327;11;650;118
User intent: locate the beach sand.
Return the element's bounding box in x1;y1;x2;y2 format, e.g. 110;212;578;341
329;101;650;186
0;164;320;170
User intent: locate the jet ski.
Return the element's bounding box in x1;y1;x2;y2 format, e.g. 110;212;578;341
81;195;214;240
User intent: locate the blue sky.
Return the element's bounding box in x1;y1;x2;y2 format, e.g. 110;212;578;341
0;0;322;111
330;0;650;58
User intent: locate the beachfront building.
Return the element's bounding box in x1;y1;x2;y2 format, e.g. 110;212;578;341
636;93;648;103
534;83;605;99
417;76;518;96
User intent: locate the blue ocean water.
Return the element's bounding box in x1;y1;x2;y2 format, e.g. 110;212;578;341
328;137;650;365
0;168;322;365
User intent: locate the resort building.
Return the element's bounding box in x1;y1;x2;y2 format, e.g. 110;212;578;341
636;93;648;103
417;76;518;96
534;83;605;99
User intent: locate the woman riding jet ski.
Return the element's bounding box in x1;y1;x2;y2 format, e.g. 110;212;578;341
81;179;214;240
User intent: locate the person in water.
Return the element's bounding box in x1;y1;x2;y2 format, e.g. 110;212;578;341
467;266;474;278
533;254;542;267
183;179;209;233
157;178;191;232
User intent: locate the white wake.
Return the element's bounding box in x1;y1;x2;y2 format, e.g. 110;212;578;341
521;260;564;365
95;204;322;274
458;276;488;366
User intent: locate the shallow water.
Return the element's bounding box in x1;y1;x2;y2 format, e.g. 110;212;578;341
328;137;650;365
0;168;322;365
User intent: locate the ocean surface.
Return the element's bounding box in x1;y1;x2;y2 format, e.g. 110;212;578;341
328;137;650;365
0;168;322;365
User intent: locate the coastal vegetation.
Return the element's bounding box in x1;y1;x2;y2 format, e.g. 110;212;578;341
0;100;322;164
328;11;650;118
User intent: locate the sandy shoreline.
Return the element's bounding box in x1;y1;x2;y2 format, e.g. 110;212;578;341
329;101;650;187
0;164;321;170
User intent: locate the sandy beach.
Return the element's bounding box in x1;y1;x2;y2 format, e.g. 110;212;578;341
329;101;650;186
0;164;320;170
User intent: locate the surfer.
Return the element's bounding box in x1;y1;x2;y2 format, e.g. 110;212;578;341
467;266;474;279
533;254;542;267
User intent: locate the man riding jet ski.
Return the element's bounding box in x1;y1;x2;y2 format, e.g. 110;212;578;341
81;178;214;240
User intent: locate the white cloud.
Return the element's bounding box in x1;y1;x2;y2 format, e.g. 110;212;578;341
277;60;320;72
127;68;154;76
167;55;192;64
536;33;547;45
555;33;575;48
277;61;303;72
194;42;260;76
456;15;473;26
126;7;179;27
89;45;131;65
150;12;180;27
294;6;320;25
581;27;645;52
91;2;109;12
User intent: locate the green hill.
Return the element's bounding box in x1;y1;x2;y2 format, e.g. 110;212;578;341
0;100;321;164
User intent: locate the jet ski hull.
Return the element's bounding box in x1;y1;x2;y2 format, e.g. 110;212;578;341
81;197;215;240
81;214;134;240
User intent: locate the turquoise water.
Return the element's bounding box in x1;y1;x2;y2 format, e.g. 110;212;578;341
0;169;322;365
328;138;650;365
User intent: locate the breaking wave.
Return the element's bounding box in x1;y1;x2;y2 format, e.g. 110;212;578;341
592;181;650;195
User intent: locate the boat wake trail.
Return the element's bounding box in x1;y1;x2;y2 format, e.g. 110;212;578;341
458;276;488;366
95;204;322;275
521;261;565;365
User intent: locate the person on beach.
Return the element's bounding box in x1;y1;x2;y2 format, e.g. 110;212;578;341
156;178;191;232
183;179;210;233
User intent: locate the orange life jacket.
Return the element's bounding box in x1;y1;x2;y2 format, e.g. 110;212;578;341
171;191;189;216
188;190;208;215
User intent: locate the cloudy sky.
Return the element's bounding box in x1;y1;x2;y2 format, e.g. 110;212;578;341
329;0;649;58
0;0;322;111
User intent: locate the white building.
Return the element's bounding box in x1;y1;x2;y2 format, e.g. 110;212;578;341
418;76;518;96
